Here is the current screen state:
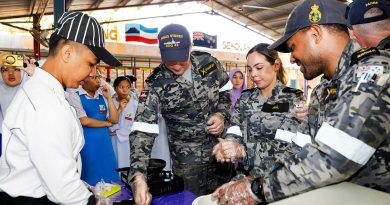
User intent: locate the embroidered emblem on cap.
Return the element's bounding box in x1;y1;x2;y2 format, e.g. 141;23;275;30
365;1;379;7
309;4;322;23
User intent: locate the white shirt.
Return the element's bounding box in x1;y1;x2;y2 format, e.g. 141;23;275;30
0;68;92;204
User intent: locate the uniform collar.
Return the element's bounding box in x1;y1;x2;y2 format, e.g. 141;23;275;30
377;35;390;50
332;40;361;81
77;86;101;99
249;80;285;102
35;68;66;100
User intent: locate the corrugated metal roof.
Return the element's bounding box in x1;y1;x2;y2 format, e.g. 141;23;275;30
0;0;388;40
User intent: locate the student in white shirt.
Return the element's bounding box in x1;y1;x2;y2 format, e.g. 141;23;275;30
0;53;36;151
0;11;121;205
110;76;138;168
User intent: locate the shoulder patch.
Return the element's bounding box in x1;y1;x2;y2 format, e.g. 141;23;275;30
350;47;380;66
199;62;217;78
146;66;162;83
138;90;150;103
282;87;303;95
191;50;211;57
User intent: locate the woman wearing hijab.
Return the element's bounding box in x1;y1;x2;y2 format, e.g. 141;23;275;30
0;53;36;155
229;68;247;113
213;43;305;178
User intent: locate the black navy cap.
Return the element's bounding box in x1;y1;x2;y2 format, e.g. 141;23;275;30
54;11;121;67
347;0;390;26
269;0;348;53
158;24;191;62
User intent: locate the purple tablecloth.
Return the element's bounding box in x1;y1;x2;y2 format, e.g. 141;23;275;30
109;181;197;205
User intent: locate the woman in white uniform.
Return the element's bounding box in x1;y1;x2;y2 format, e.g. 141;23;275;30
0;53;36;156
110;76;138;168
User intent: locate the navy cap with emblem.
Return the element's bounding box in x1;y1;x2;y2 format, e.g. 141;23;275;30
346;0;390;26
54;11;121;67
268;0;347;53
158;24;191;63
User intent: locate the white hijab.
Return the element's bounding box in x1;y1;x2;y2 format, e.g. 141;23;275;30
0;69;28;133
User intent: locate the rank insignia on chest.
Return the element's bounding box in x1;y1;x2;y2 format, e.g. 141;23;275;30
139;90;150;103
199;62;216;78
322;83;338;103
99;104;107;114
261;102;289;113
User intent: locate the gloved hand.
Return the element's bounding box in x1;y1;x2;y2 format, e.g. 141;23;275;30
212;177;261;205
212;138;246;162
131;175;152;205
206;112;225;135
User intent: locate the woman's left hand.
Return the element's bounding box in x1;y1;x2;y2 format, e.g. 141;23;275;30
20;55;37;76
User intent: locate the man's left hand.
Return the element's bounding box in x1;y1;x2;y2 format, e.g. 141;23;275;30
206;112;225;135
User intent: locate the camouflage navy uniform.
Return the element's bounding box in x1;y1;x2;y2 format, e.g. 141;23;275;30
225;81;304;178
129;51;231;195
260;40;390;202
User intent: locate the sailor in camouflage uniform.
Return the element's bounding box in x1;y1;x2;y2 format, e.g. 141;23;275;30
212;0;390;204
347;0;390;51
129;24;231;204
213;43;304;178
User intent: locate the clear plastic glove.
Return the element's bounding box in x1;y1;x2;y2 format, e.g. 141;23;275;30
212;177;260;205
20;55;37;76
131;175;152;205
292;105;309;123
206;112;225;135
212;138;246;162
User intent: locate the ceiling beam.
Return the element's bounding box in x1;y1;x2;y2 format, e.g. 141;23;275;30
66;0;74;11
91;0;104;9
243;0;299;16
257;13;289;24
213;0;280;35
116;0;131;7
29;0;36;15
231;0;252;8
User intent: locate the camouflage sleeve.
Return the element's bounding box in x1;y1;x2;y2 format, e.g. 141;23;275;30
214;57;231;122
296;85;321;136
129;87;160;178
262;66;390;202
225;96;245;144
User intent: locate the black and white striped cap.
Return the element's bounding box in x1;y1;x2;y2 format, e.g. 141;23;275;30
54;11;121;66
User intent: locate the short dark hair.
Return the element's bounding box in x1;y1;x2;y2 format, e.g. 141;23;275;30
321;24;349;35
113;76;131;89
48;32;70;56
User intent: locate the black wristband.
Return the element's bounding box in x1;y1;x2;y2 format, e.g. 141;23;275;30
251;177;266;202
86;195;96;205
